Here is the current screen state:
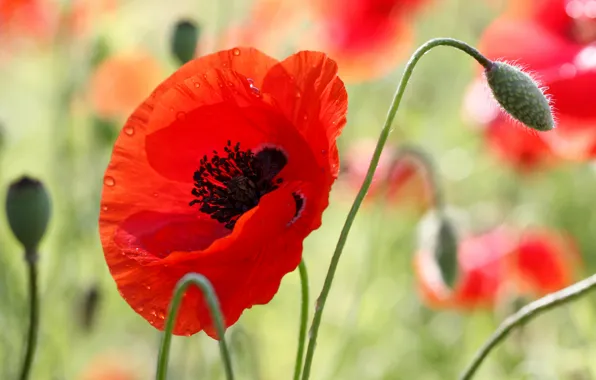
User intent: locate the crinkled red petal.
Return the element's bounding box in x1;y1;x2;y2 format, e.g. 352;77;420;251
100;47;347;337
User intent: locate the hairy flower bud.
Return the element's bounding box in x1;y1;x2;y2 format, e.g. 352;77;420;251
485;61;554;132
171;19;199;66
5;176;51;255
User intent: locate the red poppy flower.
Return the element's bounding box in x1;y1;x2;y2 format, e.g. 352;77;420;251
89;51;164;120
485;115;557;171
79;354;142;380
66;0;116;37
211;0;304;53
342;138;429;208
477;0;596;160
301;0;431;81
506;228;581;295
415;228;514;309
99;48;347;337
0;0;51;40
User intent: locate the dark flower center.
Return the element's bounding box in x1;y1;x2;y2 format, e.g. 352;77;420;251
190;141;290;230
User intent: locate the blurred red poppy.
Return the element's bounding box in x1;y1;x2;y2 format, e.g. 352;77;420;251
415;228;513;309
89;51;164;120
0;0;51;40
342;138;429;209
303;0;431;81
66;0;116;37
485;115;557;171
99;48;347;337
476;0;596;160
506;229;581;295
79;354;141;380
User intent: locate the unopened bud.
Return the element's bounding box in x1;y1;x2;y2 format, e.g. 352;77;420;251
485;61;554;132
171;19;199;66
5;176;51;255
418;209;460;288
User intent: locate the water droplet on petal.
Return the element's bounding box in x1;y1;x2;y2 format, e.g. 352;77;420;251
321;149;327;155
296;92;302;98
123;126;135;136
176;111;187;121
104;176;115;187
146;284;152;290
138;306;144;312
150;309;157;317
158;310;165;320
194;82;201;88
232;48;241;56
101;206;108;211
184;330;193;337
303;114;308;121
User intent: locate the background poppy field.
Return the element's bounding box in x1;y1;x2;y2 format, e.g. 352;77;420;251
2;0;596;379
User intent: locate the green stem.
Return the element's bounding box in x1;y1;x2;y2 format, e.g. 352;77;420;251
155;273;234;380
459;272;596;380
19;252;39;380
300;38;491;380
293;260;309;380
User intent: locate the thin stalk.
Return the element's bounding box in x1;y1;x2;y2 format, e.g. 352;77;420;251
293;260;309;380
459;272;596;380
300;38;492;380
18;252;39;380
155;273;234;380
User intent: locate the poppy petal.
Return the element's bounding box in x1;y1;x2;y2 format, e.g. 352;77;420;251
106;185;298;337
100;47;347;337
263;51;348;178
143;68;320;183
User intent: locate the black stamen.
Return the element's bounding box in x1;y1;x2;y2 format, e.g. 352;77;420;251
190;143;288;229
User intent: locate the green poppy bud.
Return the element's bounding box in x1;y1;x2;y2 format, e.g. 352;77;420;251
5;176;51;255
418;209;460;289
171;19;200;66
485;61;554;132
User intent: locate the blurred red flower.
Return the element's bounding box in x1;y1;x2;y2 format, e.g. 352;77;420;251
66;0;116;37
99;47;347;337
89;51;164;120
79;354;140;380
0;0;51;40
342;138;430;209
304;0;431;81
415;228;513;309
415;225;582;309
475;0;596;161
506;228;581;295
485;115;557;171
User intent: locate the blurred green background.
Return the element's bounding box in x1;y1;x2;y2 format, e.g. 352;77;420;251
2;0;596;379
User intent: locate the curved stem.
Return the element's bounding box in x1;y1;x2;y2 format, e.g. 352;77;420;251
459;272;596;380
19;252;39;380
300;38;491;380
390;145;444;209
155;273;234;380
293;260;309;380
